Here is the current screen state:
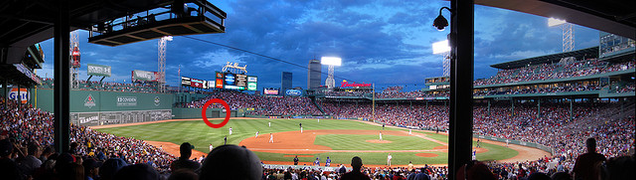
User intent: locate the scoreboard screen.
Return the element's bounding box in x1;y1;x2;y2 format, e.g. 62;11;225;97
215;71;257;91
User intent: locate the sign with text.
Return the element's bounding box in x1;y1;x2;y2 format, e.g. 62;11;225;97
132;70;158;82
87;64;111;77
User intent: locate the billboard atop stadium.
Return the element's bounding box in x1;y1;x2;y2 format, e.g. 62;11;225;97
87;64;111;77
263;88;279;95
132;70;159;82
215;71;257;91
181;77;191;86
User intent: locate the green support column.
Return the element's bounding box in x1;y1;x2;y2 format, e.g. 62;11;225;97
487;100;490;115
569;99;573;121
511;98;514;116
537;99;541;118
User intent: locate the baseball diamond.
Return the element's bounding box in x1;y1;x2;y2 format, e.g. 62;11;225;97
93;118;548;166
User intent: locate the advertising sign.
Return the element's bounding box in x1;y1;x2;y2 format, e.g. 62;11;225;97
132;70;158;82
181;77;191;86
71;46;81;68
215;79;223;88
236;74;248;88
247;82;257;91
247;76;257;91
87;64;111;77
340;80;371;88
116;96;137;107
264;88;279;95
8;87;29;104
285;89;302;96
190;78;205;88
224;73;236;85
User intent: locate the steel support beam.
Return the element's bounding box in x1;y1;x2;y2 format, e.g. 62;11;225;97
54;0;70;153
448;0;474;179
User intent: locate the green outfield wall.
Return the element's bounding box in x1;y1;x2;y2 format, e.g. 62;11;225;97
475;134;553;155
172;108;239;119
32;89;174;126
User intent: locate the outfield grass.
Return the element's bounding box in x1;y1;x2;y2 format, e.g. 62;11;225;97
95;118;517;165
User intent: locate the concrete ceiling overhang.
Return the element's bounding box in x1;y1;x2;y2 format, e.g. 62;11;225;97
476;0;636;40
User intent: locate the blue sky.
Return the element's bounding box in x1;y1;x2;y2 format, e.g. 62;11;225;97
35;0;600;92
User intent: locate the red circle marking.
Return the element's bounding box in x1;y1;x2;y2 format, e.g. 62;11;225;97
201;98;231;128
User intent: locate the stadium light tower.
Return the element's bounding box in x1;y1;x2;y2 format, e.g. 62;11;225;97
433;40;451;77
321;56;341;89
158;36;172;93
548;18;574;52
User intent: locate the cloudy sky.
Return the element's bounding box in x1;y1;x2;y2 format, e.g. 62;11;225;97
35;0;600;92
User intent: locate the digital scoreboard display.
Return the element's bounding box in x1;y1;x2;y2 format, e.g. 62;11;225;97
215;72;257;91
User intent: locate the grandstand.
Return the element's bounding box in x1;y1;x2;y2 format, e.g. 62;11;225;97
1;1;635;179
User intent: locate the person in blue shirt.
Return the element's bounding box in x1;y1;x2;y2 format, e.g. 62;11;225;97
314;158;320;166
325;157;332;167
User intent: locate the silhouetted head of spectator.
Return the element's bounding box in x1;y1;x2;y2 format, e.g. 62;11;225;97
457;161;496;180
27;143;39;157
114;163;159;180
59;163;85;180
351;156;363;170
83;158;101;179
70;142;79;154
551;172;572;180
200;145;262;180
528;172;551;180
42;145;54;156
100;158;127;180
0;139;12;158
586;138;597;153
180;142;193;159
168;169;198;180
56;152;77;173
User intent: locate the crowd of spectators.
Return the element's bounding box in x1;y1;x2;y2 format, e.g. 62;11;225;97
1;96;176;179
40;79;160;93
320;100;635;179
382;86;404;93
613;82;635;94
321;102;449;130
180;90;323;116
261;163;450;180
474;59;634;86
474;82;602;96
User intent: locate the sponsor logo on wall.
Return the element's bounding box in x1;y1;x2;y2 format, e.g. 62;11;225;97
8;87;29;104
79;114;99;124
285;89;302;96
84;94;96;108
154;96;161;106
117;96;137;106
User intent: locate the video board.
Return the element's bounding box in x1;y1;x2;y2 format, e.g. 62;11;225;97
214;71;257;91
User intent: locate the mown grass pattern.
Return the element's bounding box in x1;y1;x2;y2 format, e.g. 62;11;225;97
96;118;517;165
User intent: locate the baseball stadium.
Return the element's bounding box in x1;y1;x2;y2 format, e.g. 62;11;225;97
1;1;635;180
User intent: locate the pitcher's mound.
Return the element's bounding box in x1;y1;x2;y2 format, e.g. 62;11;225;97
415;153;439;157
366;140;392;143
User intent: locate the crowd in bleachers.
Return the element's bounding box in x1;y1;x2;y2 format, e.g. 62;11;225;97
321;102;449;130
1;96;176;179
261;164;450;180
474;59;634;86
180;90;322;116
40;79;160;93
474;82;602;96
382;86;404;93
614;82;635;93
